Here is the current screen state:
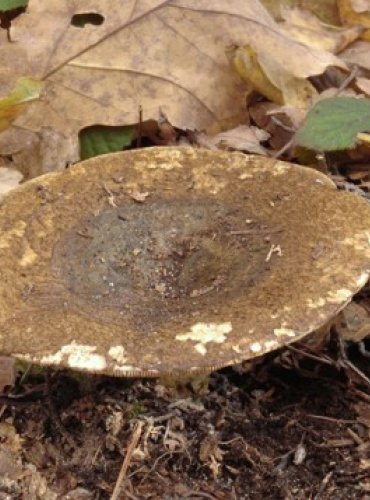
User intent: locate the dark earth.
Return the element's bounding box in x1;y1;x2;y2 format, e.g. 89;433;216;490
1;320;370;499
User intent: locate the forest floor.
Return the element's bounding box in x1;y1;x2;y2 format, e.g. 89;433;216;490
1;327;370;499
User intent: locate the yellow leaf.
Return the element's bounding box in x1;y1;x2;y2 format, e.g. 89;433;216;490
280;7;363;52
0;78;43;132
228;45;283;104
229;45;318;109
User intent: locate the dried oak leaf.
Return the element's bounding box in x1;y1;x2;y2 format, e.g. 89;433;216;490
0;0;345;176
280;7;364;53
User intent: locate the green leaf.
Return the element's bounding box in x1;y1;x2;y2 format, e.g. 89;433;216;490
0;0;28;12
295;97;370;152
79;125;136;160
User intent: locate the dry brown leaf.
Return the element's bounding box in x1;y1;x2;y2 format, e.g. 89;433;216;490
249;102;296;150
335;301;370;342
0;167;23;200
351;0;370;12
261;0;340;25
195;125;269;154
355;76;370;95
340;40;370;70
229;44;321;109
280;7;363;53
338;0;370;40
0;0;346;176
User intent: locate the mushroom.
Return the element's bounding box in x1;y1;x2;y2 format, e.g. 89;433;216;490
0;146;370;377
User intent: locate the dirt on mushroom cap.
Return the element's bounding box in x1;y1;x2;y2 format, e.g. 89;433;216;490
0;146;370;376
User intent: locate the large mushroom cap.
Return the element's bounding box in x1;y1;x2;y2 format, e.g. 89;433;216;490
1;147;370;376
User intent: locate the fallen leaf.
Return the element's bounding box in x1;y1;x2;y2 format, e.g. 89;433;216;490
295;96;370;151
0;0;28;10
0;166;23;199
79;125;136;159
336;301;370;342
351;0;370;12
280;7;363;53
228;44;320;108
249;101;296;151
0;0;346;174
0;0;27;46
356;76;370;95
338;0;370;41
340;40;370;71
261;0;341;25
0;77;42;132
228;45;326;109
195;125;269;154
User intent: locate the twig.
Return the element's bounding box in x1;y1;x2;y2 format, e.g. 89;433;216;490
347;427;363;446
137;105;143;149
314;471;333;500
103;183;117;208
334;65;359;96
351;387;370;403
306;414;357;425
284;344;334;366
273;137;294;159
270;116;295;133
338;336;370;389
111;421;144;500
265;244;282;262
183;492;217;499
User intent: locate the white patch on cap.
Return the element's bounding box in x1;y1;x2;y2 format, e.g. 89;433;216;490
327;289;352;304
40;350;64;365
239;172;253;180
108;345;127;364
144;160;182;170
176;322;232;356
342;232;370;252
250;342;262;353
20;242;38;267
307;297;326;308
273;328;296;338
0;220;26;249
272;163;289;175
357;272;369;288
40;341;107;371
264;340;279;350
194;344;206;355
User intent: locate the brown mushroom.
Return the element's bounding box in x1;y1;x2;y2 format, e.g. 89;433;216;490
0;147;370;377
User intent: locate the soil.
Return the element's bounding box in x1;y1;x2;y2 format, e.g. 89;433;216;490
1;330;370;499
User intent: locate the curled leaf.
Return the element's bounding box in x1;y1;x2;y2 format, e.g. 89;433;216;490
229;45;318;109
